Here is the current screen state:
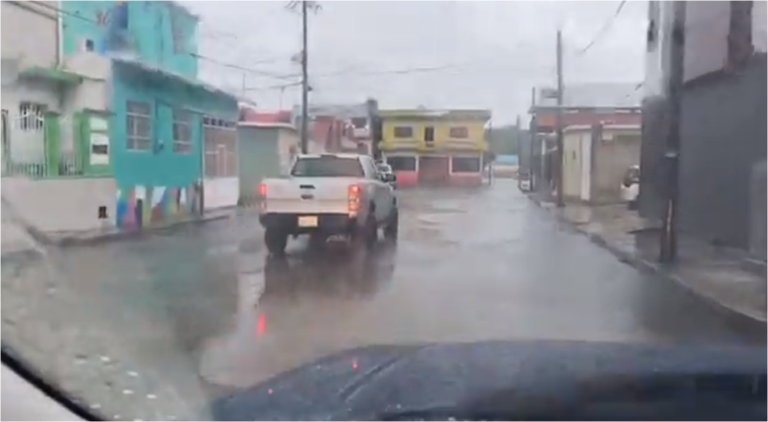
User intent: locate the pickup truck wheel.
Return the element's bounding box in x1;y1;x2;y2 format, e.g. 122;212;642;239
384;207;399;240
352;213;377;250
264;229;288;255
363;214;378;248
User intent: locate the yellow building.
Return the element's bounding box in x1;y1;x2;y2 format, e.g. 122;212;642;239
378;109;491;186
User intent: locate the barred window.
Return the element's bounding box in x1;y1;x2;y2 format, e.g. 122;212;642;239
126;101;151;151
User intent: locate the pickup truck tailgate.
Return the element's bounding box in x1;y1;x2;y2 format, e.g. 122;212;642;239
264;177;358;214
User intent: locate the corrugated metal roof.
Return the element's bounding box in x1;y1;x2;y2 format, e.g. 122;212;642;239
535;82;643;108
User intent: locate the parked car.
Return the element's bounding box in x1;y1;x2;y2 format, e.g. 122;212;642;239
258;153;399;255
376;163;397;189
621;165;640;210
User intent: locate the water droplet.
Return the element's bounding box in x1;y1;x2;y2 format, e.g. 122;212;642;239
122;389;133;395
113;415;121;420
127;371;139;377
100;356;112;363
146;394;157;400
90;403;102;410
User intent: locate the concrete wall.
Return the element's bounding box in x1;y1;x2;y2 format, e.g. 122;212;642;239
1;2;58;69
238;127;276;205
2;176;116;233
638;95;667;221
592;128;641;204
277;128;300;174
677;56;767;248
203;177;238;210
0;1;62;144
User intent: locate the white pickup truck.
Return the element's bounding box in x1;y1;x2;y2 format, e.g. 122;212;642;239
258;153;399;255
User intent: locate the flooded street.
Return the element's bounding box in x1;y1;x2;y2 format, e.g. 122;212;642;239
3;180;764;420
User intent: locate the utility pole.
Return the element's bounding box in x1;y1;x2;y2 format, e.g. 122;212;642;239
366;98;381;160
529;87;537;192
300;0;310;154
659;1;686;264
555;29;565;208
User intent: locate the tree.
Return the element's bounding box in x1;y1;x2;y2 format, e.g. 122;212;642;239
485;125;525;156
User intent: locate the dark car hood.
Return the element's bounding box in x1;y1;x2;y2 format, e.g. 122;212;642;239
211;340;766;421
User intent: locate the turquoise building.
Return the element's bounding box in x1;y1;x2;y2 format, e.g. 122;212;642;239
61;1;239;229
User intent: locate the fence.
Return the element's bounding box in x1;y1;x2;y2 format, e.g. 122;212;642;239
1;112;89;179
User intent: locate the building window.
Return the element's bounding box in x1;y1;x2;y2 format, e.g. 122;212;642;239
172;110;192;154
393;126;413;138
19;102;46;131
424;126;435;142
126;101;152;151
451;156;481;173
449;126;468;138
203;116;237;178
387;156;417;171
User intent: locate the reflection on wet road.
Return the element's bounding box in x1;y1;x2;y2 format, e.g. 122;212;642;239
196;180;766;390
2;180;765;420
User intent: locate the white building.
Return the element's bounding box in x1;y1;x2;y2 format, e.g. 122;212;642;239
1;1;117;235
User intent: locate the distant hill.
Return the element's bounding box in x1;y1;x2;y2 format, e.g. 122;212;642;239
485;125;527;156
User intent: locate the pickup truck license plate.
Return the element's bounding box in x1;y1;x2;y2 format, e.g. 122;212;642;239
298;216;318;227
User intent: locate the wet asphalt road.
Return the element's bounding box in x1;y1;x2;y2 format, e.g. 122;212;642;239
2;179;765;420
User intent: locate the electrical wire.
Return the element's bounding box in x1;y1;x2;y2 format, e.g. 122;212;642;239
575;0;627;56
33;1;299;82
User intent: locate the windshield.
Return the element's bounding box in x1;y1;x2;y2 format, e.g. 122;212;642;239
291;156;364;178
2;1;766;421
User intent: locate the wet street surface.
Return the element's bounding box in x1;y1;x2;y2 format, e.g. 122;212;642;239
2;180;765;420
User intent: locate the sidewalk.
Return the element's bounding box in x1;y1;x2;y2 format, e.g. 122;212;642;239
1;207;236;252
530;196;767;323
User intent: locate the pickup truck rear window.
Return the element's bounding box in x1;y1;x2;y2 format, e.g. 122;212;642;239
291;156;365;177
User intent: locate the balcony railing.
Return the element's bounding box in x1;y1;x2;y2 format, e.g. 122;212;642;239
1;112;107;179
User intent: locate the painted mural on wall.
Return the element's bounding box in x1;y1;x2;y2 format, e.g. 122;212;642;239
115;181;202;229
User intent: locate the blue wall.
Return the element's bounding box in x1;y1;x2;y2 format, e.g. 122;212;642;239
496;154;519;165
62;1;198;77
111;63;238;189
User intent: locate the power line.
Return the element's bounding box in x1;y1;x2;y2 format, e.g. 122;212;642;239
576;0;627;56
34;1;298;82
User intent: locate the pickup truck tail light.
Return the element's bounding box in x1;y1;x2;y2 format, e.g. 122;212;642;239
258;183;267;213
348;184;361;215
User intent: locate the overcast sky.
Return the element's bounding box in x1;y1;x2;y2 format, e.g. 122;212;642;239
183;0;648;124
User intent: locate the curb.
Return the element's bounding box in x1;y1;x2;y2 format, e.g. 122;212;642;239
527;194;767;326
44;213;233;248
